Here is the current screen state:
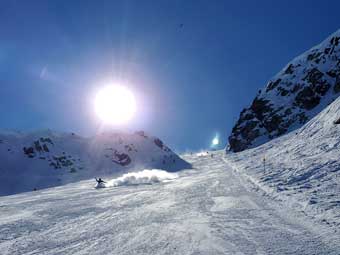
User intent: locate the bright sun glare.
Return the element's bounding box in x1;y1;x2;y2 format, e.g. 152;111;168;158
95;85;136;125
212;137;219;146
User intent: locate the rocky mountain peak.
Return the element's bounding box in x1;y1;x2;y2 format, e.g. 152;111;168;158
228;29;340;152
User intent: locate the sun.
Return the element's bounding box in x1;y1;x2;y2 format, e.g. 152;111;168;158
94;85;136;125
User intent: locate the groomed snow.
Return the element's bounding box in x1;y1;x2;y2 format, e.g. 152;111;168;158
0;152;339;254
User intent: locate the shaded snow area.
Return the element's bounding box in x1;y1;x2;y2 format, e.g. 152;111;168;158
227;96;340;229
105;169;178;187
1;152;339;254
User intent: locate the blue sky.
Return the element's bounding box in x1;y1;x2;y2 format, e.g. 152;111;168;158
1;0;340;152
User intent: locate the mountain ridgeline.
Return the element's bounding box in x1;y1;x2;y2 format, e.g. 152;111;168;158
228;29;340;152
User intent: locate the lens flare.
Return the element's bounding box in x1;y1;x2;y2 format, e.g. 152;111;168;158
94;85;136;125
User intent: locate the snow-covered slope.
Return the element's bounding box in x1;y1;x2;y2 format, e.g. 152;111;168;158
229;29;340;152
227;96;340;227
0;152;338;254
0;130;190;196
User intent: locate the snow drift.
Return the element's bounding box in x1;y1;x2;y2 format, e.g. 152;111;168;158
106;169;178;187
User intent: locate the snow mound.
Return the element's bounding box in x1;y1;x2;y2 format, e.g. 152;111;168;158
106;169;178;187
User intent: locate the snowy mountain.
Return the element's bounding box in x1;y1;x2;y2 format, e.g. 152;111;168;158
229;29;340;152
0;130;190;196
226;95;340;228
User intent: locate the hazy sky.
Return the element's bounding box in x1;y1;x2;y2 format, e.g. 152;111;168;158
1;0;340;152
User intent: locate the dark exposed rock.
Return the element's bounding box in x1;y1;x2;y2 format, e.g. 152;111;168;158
284;64;294;75
334;75;340;93
326;70;337;78
324;47;331;54
250;97;272;119
284;108;292;116
154;138;171;152
40;137;53;145
295;87;321;110
23;147;35;158
266;79;281;92
302;68;330;96
307;52;322;62
154;138;164;148
303;68;323;84
277;86;289;96
34;141;43;153
264;115;284;133
52;155;74;168
112;152;131;166
291;84;302;93
330;36;340;46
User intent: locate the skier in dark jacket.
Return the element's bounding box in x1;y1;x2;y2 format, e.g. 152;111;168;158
95;178;106;184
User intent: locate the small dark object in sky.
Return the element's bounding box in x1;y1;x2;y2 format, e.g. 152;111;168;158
179;23;184;29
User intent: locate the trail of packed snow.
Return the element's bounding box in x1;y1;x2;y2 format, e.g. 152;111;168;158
0;151;339;254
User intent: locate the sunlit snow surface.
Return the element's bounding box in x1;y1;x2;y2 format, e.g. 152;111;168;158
0;152;339;254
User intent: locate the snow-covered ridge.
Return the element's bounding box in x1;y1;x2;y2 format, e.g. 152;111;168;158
229;28;340;152
0;130;190;196
226;96;340;227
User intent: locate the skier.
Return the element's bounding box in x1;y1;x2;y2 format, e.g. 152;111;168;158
95;177;106;189
95;178;106;184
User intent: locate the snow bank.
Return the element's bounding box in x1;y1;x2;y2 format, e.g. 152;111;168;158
106;169;178;187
